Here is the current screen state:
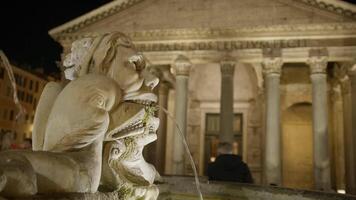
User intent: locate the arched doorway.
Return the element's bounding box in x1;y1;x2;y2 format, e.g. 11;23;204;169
282;102;314;189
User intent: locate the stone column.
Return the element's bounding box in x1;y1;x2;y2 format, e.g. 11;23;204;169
307;55;331;191
156;81;170;174
219;60;235;144
262;57;283;186
172;55;191;175
338;63;356;194
349;66;356;194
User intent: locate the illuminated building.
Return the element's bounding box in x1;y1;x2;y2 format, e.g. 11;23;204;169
0;64;53;145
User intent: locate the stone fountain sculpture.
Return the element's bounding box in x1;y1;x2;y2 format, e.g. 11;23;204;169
0;32;160;199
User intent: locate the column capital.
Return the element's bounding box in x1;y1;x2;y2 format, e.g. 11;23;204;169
334;63;351;94
307;49;328;74
174;55;192;76
220;59;235;76
340;62;356;77
307;56;328;74
262;57;283;75
330;83;343;103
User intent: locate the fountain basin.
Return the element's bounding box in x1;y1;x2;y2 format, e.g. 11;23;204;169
4;175;356;200
158;176;356;200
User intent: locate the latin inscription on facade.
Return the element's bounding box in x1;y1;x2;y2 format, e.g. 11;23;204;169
135;39;308;51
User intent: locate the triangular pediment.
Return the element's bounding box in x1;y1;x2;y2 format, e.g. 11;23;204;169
49;0;356;39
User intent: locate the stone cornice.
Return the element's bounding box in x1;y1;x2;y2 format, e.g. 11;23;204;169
48;0;144;38
54;23;356;42
131;23;356;41
54;24;356;55
298;0;356;18
49;0;356;40
129;23;356;40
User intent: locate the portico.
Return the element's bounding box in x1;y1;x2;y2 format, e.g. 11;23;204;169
49;0;356;193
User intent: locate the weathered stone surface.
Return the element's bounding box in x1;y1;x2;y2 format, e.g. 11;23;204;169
7;176;356;200
158;176;356;200
76;0;350;34
0;32;160;199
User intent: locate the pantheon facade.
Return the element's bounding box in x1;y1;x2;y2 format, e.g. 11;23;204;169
49;0;356;194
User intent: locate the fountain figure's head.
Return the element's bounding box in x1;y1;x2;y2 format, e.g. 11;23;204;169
63;32;158;97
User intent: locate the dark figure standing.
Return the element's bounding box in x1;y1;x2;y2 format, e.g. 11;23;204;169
208;142;254;183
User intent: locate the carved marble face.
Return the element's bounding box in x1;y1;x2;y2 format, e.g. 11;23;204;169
107;45;158;104
102;35;159;141
63;38;93;80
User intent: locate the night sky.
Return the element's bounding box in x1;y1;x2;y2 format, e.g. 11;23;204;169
0;0;111;75
0;0;355;76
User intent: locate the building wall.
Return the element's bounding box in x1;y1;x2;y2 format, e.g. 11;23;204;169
280;64;313;189
0;65;49;147
282;103;314;189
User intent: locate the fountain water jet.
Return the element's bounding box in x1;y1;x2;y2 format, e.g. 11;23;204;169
157;105;204;200
0;51;26;121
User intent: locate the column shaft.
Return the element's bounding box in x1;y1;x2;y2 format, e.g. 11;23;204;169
335;63;356;194
308;56;331;191
347;73;356;194
263;57;282;186
156;83;169;174
342;80;356;194
172;76;189;174
172;55;191;175
311;73;331;190
220;62;235;143
264;73;281;185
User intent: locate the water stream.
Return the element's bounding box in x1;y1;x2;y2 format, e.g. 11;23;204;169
0;51;26;120
157;105;204;200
